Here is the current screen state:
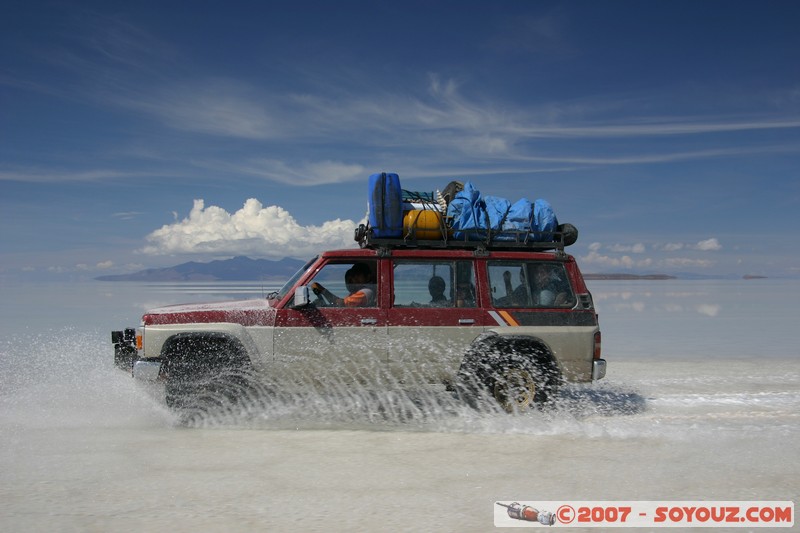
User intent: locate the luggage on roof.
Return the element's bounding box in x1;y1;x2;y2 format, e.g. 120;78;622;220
447;182;559;243
367;172;403;238
359;174;577;251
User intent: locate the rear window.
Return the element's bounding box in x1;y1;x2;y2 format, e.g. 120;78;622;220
487;261;575;308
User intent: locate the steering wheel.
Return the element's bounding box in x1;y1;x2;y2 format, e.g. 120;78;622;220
311;282;336;307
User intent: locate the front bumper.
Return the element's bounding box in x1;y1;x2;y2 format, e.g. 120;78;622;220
592;358;607;380
113;328;161;381
112;328;137;370
133;359;162;381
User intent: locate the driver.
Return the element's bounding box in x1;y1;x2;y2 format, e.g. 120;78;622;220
311;262;375;307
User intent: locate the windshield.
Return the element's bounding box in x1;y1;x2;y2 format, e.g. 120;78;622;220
270;256;318;301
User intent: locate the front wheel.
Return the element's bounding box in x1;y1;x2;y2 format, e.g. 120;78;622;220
161;334;254;421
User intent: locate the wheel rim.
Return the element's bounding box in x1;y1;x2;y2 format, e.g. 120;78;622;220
493;368;536;412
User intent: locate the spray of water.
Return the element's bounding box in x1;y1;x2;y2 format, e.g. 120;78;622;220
10;327;798;445
0;328;173;430
0;329;649;435
14;328;795;441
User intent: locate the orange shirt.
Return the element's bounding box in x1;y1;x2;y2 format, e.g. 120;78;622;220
343;287;374;307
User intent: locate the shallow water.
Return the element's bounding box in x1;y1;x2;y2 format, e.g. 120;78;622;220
1;280;798;531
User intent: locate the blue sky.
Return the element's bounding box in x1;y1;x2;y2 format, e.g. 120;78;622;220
2;0;799;281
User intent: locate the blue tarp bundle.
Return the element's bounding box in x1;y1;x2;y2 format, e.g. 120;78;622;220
368;172;403;238
446;181;558;242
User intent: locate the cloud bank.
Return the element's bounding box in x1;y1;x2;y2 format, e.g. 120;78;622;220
10;10;800;189
140;199;360;259
582;239;722;272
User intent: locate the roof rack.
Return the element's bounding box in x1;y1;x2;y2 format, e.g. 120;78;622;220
354;223;578;254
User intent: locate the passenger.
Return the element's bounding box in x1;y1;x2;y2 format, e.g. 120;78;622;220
428;276;448;306
531;264;566;306
455;282;475;308
503;267;530;306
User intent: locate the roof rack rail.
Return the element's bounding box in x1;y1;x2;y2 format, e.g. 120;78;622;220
354;223;578;253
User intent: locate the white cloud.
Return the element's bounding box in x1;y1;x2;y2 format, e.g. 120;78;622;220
581;250;653;269
608;243;646;253
692;238;722;251
513;119;800;139
660;242;685;252
655;239;721;252
696;304;721;317
222;159;366;186
0;167;162;183
128;80;278;140
582;239;722;272
112;211;144;220
140;199;361;259
662;257;715;268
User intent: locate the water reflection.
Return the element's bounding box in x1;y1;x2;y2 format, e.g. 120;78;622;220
594;286;722;316
589;279;800;359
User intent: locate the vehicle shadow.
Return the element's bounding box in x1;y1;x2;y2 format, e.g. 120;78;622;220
552;384;649;417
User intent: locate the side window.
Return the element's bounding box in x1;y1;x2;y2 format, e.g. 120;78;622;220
488;262;529;308
307;260;377;307
488;261;575;308
392;261;476;308
529;262;575;307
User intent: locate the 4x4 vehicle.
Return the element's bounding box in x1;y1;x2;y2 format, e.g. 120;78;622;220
113;229;606;414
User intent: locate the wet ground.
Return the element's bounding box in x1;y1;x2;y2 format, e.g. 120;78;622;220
1;280;798;531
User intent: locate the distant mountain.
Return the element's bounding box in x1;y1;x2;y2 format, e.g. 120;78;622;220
584;273;677;280
95;256;307;282
584;272;766;281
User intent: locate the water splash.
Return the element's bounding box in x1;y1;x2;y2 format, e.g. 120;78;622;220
0;329;650;436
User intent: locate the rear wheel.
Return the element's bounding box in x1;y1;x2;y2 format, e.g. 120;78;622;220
492;363;538;412
489;354;554;412
456;334;560;412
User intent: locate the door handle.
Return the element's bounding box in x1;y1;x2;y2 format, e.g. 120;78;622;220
361;318;378;325
458;318;475;325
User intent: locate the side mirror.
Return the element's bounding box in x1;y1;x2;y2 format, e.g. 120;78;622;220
292;285;311;308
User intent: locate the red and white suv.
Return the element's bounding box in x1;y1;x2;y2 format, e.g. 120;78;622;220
113;234;606;414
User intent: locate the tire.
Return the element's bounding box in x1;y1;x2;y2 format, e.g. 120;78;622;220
161;334;254;418
455;334;560;412
489;354;549;412
558;223;579;246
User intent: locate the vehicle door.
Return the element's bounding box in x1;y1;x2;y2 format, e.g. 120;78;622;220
387;259;484;384
274;259;388;387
